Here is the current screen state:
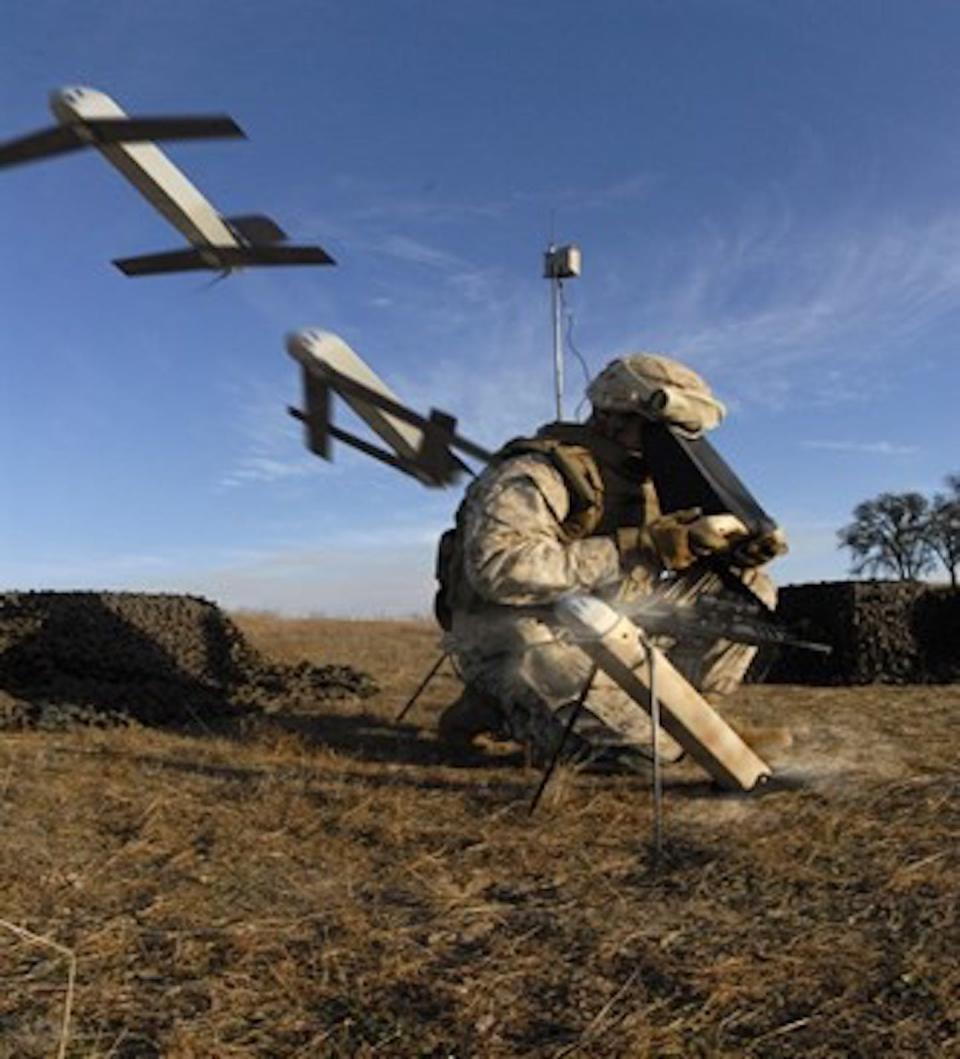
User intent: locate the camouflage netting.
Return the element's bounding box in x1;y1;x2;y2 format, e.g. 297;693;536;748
764;580;960;685
0;591;378;729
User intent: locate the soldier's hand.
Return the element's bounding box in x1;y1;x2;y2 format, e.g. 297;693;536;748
731;527;789;568
645;509;750;571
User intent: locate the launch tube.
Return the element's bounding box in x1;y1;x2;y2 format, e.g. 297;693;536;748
557;595;771;792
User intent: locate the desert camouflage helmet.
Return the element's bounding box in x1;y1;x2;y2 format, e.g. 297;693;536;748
586;353;726;436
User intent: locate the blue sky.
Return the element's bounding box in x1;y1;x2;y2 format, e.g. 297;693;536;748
1;1;958;615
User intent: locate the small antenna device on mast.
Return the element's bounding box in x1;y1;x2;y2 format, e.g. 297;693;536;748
543;243;581;420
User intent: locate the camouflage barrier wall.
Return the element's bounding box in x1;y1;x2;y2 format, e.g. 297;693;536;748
763;580;960;685
0;591;379;728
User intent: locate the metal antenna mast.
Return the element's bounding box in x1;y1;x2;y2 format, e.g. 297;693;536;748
543;243;582;420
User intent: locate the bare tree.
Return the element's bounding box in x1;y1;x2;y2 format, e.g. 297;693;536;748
927;474;960;589
837;491;936;580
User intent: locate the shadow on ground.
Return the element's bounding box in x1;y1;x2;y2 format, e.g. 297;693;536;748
266;709;527;770
49;738;537;806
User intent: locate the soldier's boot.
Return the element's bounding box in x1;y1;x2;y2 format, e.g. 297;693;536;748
437;686;507;749
581;744;657;775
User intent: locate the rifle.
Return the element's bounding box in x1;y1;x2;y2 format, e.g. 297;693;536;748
622;594;831;655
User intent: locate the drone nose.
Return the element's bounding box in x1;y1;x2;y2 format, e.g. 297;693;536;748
51;86;88;106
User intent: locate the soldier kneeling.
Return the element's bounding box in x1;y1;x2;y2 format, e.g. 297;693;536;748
434;353;789;769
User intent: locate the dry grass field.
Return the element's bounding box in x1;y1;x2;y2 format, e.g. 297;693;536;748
1;612;957;1058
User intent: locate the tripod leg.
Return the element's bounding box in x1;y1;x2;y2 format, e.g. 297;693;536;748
647;640;664;862
395;652;449;722
528;664;599;816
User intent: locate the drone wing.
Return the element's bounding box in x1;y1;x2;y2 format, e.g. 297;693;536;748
0;125;87;166
0;115;244;168
81;115;245;143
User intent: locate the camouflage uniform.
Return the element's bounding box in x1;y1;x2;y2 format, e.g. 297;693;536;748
438;354;782;763
443;451;775;761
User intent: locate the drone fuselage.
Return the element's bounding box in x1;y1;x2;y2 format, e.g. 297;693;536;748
50;86;237;259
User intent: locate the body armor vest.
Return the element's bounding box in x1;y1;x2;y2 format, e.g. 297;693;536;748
434;423;658;629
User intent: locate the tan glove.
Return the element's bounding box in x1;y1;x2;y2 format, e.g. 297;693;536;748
731;527;789;568
637;509;751;572
619;511;788;572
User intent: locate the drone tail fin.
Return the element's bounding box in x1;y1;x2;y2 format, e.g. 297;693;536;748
224;214;287;245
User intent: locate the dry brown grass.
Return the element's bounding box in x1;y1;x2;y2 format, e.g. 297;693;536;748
1;614;957;1057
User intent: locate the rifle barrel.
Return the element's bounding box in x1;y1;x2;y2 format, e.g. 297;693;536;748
626;607;832;655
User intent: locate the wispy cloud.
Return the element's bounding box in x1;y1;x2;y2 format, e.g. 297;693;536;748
514;173;657;212
324;195;960;424
801;440;920;456
386;281;565;446
220;454;320;488
222;193;960;505
603;203;960;407
337;172;655;225
376;234;464;269
217;374;328;491
347;190;507;224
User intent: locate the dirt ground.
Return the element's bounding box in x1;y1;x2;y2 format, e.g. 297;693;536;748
0;612;957;1057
